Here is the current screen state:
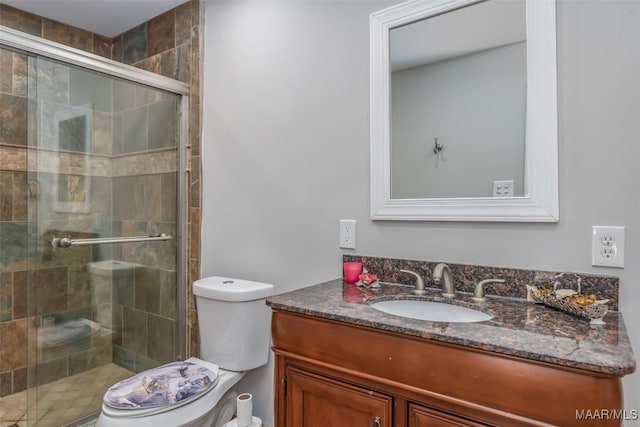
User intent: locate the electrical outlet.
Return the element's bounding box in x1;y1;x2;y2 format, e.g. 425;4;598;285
339;219;356;249
601;247;615;258
601;235;615;246
493;180;514;197
592;226;625;268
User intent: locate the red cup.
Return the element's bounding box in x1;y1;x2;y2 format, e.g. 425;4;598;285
343;262;363;283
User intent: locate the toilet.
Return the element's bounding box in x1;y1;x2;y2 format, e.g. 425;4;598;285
96;276;274;427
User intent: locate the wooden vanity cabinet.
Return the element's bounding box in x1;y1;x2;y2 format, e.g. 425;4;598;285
272;310;624;427
287;366;392;426
409;404;488;427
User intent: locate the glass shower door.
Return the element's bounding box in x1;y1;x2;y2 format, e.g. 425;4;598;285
27;55;182;427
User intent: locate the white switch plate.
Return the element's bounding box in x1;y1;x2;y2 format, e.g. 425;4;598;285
493;180;514;197
591;226;625;268
339;219;356;249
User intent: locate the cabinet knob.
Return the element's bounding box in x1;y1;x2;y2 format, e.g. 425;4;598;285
373;416;382;426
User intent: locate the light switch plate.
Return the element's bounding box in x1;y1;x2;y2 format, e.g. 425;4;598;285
339;219;356;249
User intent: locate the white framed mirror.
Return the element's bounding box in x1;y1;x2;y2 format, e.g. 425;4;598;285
370;0;558;221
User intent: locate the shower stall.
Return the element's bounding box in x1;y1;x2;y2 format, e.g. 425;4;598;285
1;27;189;426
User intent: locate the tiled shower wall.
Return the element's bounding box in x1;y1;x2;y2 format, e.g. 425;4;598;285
0;43;38;398
0;0;203;397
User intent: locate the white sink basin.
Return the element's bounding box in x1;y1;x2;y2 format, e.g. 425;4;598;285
369;299;492;323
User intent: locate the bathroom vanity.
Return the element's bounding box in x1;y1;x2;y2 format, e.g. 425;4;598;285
267;280;636;427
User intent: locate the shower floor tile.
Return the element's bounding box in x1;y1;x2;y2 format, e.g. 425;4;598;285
0;363;132;427
0;386;27;427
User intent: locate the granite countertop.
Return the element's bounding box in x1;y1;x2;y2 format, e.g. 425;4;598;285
266;279;636;376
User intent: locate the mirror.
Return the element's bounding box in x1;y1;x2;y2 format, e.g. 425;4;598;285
370;0;559;221
391;0;526;199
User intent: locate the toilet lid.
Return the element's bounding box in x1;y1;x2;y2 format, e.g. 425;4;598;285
104;361;219;409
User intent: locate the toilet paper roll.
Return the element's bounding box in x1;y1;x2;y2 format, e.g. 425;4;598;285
222;416;262;427
237;393;253;427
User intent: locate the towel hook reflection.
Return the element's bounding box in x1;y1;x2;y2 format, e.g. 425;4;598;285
433;137;444;154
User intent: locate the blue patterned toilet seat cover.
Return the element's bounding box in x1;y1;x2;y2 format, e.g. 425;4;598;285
104;361;218;409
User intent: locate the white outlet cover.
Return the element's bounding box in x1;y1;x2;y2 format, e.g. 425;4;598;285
492;180;514;197
592;226;625;268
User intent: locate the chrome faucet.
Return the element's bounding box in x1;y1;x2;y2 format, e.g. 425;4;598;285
399;269;425;295
432;263;455;298
472;279;506;302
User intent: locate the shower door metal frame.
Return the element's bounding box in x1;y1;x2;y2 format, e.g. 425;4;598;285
0;25;191;361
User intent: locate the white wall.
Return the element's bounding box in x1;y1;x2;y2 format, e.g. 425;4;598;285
391;42;526;198
201;1;640;425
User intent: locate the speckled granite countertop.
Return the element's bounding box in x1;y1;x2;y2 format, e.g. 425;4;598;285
266;279;636;376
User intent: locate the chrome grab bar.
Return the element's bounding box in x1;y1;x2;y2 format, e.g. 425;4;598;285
51;233;173;248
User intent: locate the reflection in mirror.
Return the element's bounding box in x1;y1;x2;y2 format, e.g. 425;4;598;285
370;0;559;221
390;0;526;198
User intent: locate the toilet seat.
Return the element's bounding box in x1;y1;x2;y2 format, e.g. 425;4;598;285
104;359;218;411
99;358;244;423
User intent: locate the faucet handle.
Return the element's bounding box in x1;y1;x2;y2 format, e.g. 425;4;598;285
472;279;506;302
399;269;426;295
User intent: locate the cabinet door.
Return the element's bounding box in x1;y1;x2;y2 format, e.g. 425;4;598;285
287;367;391;427
409;404;488;427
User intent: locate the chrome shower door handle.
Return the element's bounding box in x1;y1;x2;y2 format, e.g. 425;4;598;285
50;233;173;248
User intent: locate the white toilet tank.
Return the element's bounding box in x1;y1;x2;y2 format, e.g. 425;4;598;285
193;276;274;371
